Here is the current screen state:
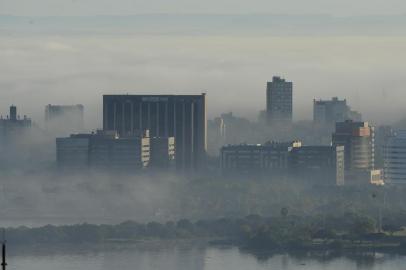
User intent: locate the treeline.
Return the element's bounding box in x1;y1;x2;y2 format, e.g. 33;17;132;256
5;212;406;251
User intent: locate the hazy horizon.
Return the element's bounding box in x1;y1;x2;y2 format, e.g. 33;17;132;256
2;11;406;129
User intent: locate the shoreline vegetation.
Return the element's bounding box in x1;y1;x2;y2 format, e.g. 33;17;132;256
4;213;406;255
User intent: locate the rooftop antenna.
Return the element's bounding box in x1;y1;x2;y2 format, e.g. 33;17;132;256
1;229;6;270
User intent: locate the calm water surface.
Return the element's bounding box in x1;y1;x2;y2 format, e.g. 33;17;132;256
7;244;406;270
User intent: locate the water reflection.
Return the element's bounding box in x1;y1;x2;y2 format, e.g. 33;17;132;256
6;243;406;270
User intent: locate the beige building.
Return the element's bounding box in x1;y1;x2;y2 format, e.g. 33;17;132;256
332;120;375;184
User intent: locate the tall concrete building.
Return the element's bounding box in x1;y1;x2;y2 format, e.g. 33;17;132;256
45;104;84;132
103;94;207;170
383;130;406;184
289;145;345;186
332;120;375;184
313;97;362;125
266;76;293;125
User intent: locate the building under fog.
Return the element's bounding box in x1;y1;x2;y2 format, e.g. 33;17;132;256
266;76;293;126
220;141;301;175
383;130;406;184
0;105;31;145
289;145;345;186
56;130;150;171
207;117;226;156
332;120;375;184
149;137;176;169
103;94;207;170
313;97;362;126
45;104;84;133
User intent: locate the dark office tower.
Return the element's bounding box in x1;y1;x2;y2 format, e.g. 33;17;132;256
103;94;207;170
266;76;293;125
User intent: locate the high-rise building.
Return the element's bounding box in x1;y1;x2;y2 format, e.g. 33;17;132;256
0;106;31;146
45;104;84;133
56;130;150;171
289;145;345;186
266;76;293;125
383;130;406;184
313;97;362;125
220;141;301;175
332;120;375;184
103;94;207;170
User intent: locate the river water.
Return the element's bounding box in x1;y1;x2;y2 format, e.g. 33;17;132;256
6;244;406;270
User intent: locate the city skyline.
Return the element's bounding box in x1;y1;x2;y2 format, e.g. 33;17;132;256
3;2;406;269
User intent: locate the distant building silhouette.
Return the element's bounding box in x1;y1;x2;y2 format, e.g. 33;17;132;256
0;105;31;146
266;76;293;125
313;97;362;126
103;94;207;170
45;104;84;133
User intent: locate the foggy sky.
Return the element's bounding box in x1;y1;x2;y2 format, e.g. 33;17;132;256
1;12;406;129
2;34;406;129
2;0;406;16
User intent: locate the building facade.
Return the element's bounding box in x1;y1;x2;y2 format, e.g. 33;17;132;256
383;130;406;184
56;135;90;170
332;120;375;184
289;145;345;186
103;94;206;170
220;141;301;175
150;137;176;169
56;130;150;171
266;76;293;125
